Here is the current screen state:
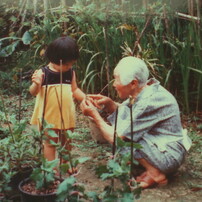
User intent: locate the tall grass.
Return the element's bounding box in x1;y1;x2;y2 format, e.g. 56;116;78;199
0;0;201;113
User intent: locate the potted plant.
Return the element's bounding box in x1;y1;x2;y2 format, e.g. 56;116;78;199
0;107;41;200
95;137;142;201
18;123;91;202
0;118;40;184
0;159;15;201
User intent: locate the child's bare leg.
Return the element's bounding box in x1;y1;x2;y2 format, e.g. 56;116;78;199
43;141;56;161
60;134;72;164
60;129;77;174
43;129;58;161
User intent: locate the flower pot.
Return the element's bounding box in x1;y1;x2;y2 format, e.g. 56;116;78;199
10;167;33;191
0;193;5;201
8;193;21;201
18;178;57;202
88;118;108;144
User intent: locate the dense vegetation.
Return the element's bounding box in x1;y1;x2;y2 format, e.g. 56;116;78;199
0;0;202;113
0;1;202;201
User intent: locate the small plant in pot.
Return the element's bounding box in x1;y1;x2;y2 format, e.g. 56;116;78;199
96;137;142;201
18;123;91;202
0;159;15;201
0;118;40;187
0;112;41;200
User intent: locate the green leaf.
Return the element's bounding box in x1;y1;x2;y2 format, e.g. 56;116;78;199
95;164;108;177
117;137;129;147
45;172;55;184
0;41;19;57
9;16;18;22
57;176;76;201
197;124;202;130
108;160;123;173
49;139;58;146
30;168;44;182
132;143;143;149
100;172;114;180
65;130;73;138
119;192;134;202
22;31;32;45
43;158;59;170
87;191;99;201
59;163;70;174
77;157;91;164
47;130;58;138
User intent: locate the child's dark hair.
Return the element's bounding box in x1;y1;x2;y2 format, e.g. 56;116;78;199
45;36;79;65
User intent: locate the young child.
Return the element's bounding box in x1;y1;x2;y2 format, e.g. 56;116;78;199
29;36;85;166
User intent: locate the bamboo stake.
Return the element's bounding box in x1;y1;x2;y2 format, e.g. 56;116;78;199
112;109;118;156
57;60;74;175
21;0;31;24
43;0;49;16
132;15;151;56
196;0;201;32
18;69;22;122
142;0;148;9
60;60;63;131
188;0;194;16
33;0;38;15
103;25;110;97
129;96;135;179
40;69;49;155
163;4;169;33
59;60;63;178
175;12;200;21
19;0;26;17
61;0;67;30
111;108;118;193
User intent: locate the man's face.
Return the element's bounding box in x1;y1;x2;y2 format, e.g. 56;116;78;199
113;70;133;99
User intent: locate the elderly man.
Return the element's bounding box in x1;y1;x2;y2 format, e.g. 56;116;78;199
80;56;191;188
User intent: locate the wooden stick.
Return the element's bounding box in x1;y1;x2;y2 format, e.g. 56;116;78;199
132;15;151;56
175;12;200;21
103;26;110;97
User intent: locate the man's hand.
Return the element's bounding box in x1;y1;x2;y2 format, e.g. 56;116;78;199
87;94;117;114
80;99;98;118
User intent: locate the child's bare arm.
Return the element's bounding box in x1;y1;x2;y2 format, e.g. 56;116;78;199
29;70;44;96
71;71;85;102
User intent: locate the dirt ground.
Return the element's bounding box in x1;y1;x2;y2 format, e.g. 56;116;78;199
73;112;202;202
2;97;202;201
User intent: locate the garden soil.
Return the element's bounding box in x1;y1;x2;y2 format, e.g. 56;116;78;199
4;97;202;201
74;112;202;202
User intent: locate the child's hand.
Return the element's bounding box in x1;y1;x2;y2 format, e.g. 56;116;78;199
32;70;44;86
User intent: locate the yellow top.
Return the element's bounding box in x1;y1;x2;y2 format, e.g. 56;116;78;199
30;84;75;130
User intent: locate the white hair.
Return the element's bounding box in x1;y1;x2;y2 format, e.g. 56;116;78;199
114;56;149;86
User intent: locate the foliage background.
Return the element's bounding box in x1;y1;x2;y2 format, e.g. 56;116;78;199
0;0;201;113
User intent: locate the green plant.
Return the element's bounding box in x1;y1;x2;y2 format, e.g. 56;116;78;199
0;119;41;171
95;137;142;201
0;159;14;199
18;120;91;201
0;116;41;200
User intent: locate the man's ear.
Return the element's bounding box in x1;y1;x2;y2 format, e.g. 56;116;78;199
131;79;138;88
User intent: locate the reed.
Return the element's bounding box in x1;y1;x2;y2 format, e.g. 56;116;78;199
0;0;201;113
